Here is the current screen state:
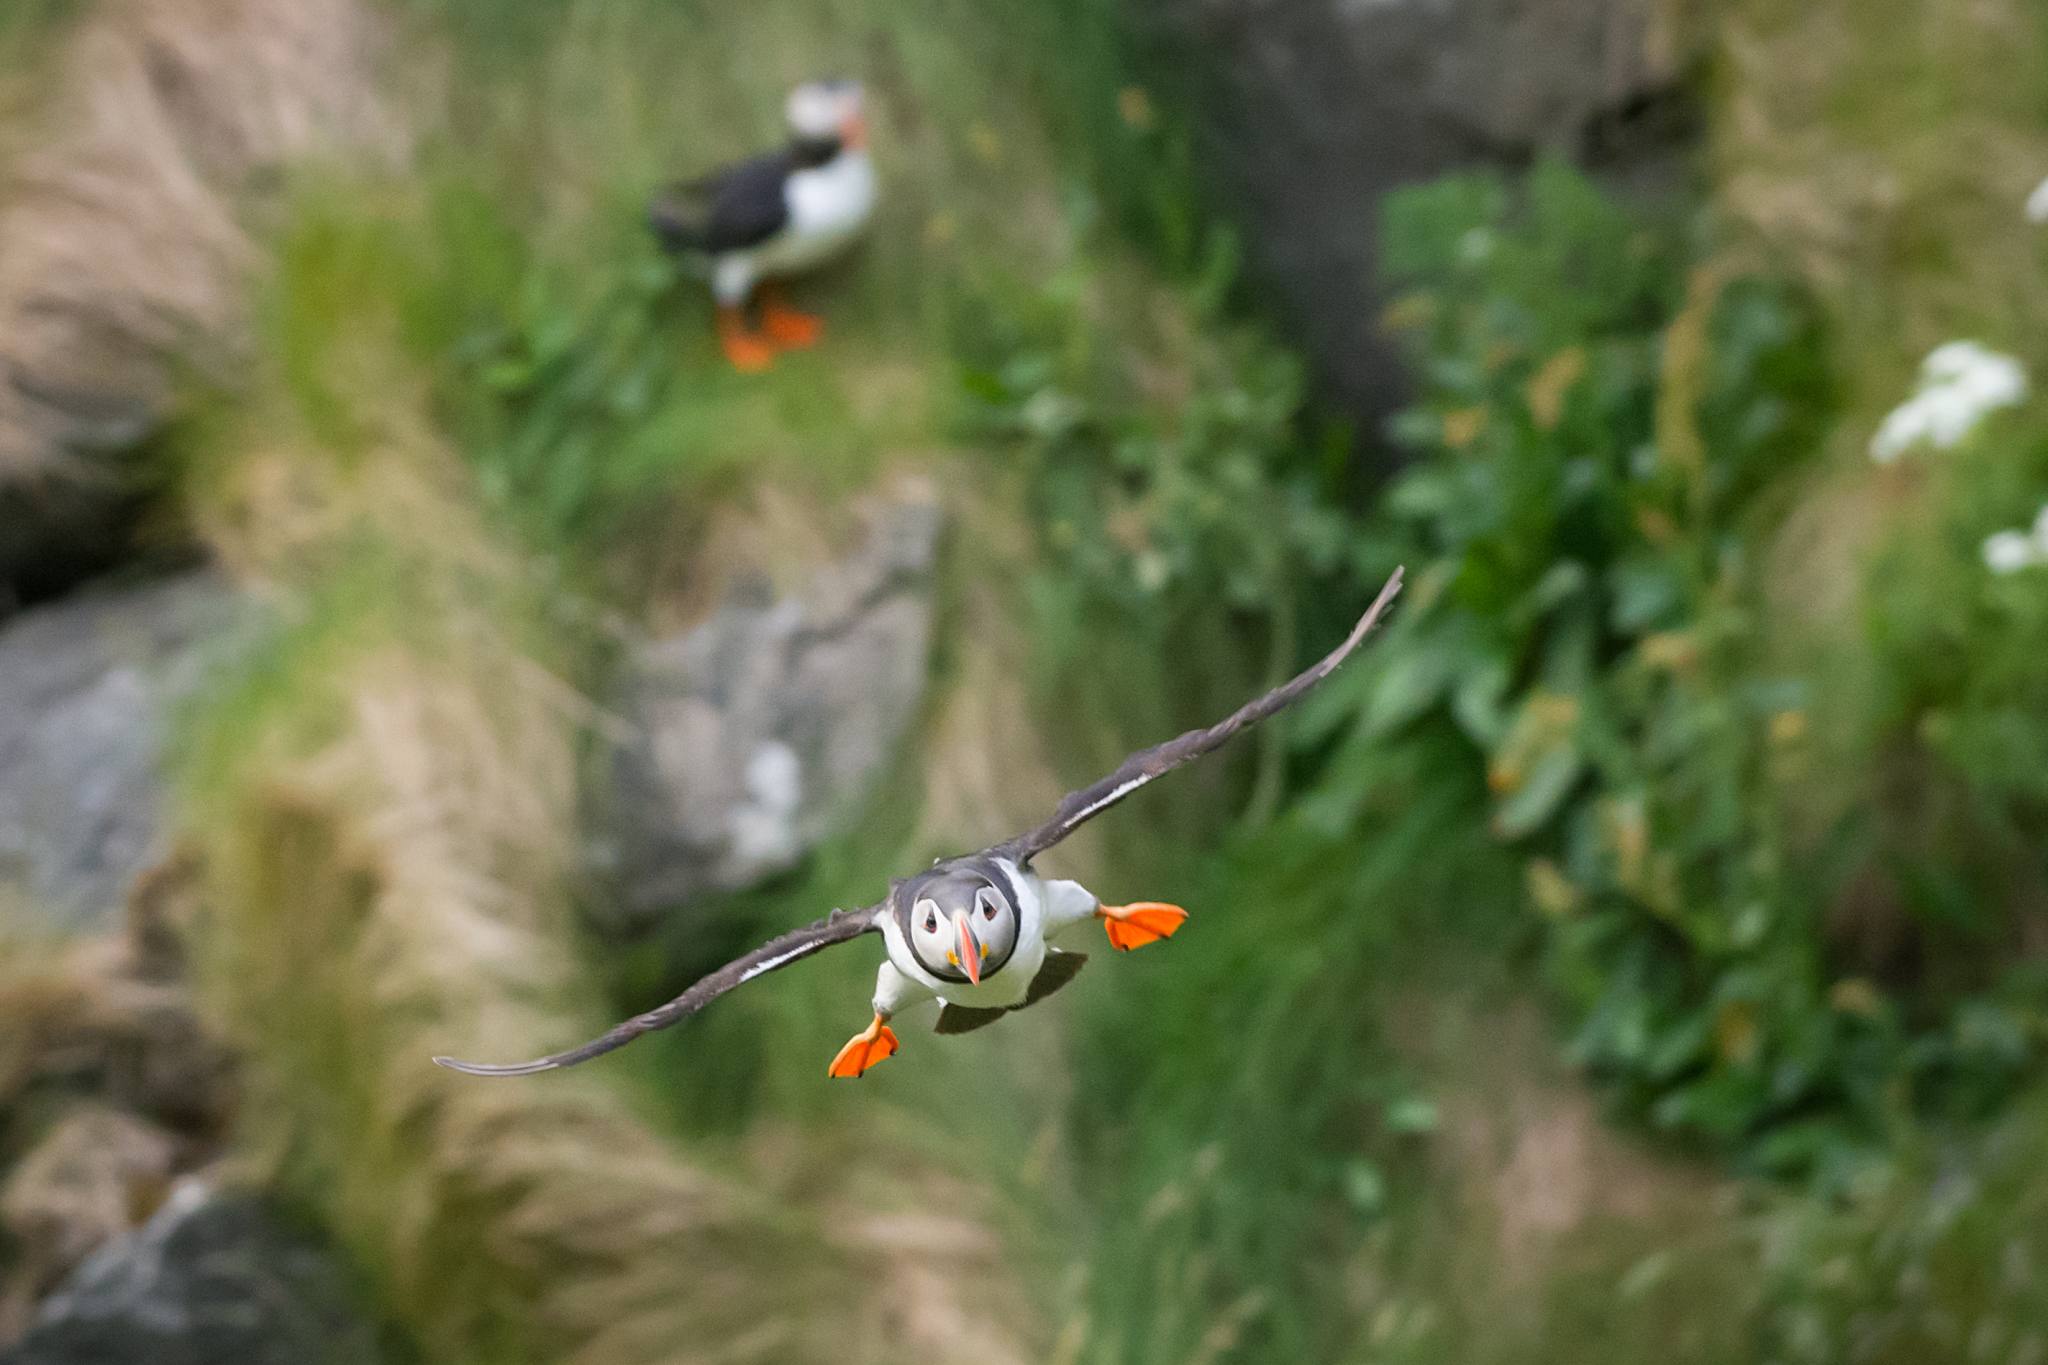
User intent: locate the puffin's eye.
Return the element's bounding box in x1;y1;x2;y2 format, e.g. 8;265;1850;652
924;912;937;933
982;900;998;920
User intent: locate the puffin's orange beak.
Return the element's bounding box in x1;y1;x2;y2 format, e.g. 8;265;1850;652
952;910;982;985
840;111;868;150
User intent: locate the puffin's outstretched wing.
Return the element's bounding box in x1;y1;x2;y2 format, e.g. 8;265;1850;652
1001;567;1404;863
433;903;883;1077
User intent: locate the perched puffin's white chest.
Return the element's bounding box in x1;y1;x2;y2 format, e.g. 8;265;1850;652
760;152;875;272
789;152;875;241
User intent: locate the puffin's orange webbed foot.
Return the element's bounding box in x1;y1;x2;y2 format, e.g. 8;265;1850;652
827;1013;899;1079
1098;901;1188;952
717;307;776;372
760;291;824;349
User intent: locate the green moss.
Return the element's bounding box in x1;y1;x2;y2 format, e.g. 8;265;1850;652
0;0;82;66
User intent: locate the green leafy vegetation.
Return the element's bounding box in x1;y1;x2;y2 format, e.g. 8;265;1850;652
1022;152;2042;1188
970;137;2048;1353
1338;164;1880;1173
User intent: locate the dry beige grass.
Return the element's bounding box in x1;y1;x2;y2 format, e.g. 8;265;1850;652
0;900;233;1139
197;646;820;1364
0;1104;179;1341
0;880;233;1343
179;389;1041;1360
0;0;401;498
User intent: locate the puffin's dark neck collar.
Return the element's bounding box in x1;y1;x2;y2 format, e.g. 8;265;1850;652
789;134;843;169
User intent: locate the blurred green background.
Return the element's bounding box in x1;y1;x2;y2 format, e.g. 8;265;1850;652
2;0;2047;1362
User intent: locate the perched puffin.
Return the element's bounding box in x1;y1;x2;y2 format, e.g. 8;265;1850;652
436;568;1404;1080
649;79;876;372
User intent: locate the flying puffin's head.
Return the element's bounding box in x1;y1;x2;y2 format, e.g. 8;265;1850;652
903;863;1018;986
786;79;867;153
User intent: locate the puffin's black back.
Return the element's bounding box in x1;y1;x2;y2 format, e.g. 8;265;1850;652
648;149;794;253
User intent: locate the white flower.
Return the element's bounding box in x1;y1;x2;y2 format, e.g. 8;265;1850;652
1870;403;1934;464
1980;502;2048;575
1983;530;2039;575
1923;341;2028;407
2028;176;2048;225
1870;341;2029;463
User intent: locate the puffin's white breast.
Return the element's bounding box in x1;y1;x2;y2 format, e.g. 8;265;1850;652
789;152;876;239
752;151;876;277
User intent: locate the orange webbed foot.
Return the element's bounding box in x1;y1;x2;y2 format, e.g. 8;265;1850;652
1099;902;1188;952
827;1014;899;1079
717;308;776;372
761;301;824;349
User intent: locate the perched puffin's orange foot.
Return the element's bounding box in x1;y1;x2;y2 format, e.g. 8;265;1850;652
827;1013;899;1079
1098;901;1188;952
717;308;776;372
761;300;823;349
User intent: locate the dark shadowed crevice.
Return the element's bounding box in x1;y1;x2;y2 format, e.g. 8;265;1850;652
1124;0;1707;459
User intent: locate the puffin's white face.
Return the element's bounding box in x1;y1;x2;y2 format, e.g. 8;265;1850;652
786;79;866;150
909;878;1017;985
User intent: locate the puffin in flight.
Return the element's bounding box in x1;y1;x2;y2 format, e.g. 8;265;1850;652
436;569;1403;1080
649;79;876;372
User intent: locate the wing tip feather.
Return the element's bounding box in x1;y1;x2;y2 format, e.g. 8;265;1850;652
1337;565;1405;654
432;1055;561;1078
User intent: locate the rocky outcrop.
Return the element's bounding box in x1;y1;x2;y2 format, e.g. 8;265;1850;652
586;494;942;933
0;1182;383;1365
0;0;402;604
0;574;250;935
1140;0;1699;430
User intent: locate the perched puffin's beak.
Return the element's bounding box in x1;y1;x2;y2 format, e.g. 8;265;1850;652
840;111;868;150
952;909;982;985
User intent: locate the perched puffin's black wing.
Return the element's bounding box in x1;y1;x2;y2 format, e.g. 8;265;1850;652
648;150;793;254
1002;567;1405;863
434;903;882;1076
700;153;794;250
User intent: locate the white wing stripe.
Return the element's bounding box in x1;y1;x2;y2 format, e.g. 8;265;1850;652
1069;775;1148;829
737;941;822;984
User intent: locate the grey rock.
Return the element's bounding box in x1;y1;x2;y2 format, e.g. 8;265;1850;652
588;496;942;932
1140;0;1699;430
0;574;250;935
1;1181;382;1365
